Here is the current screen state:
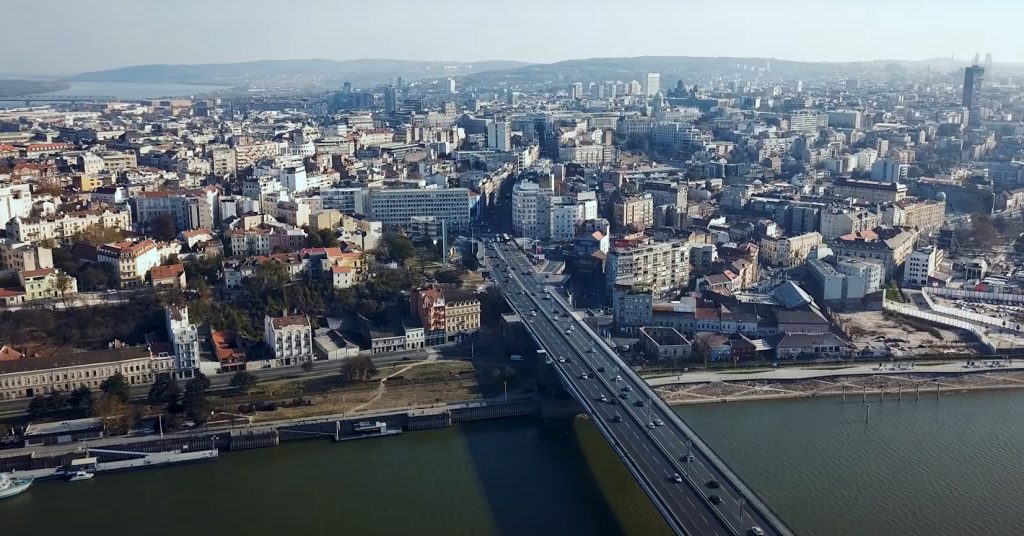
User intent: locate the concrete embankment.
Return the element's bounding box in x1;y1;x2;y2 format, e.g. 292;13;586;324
0;398;548;479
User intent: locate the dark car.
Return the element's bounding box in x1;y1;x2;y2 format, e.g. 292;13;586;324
597;366;606;373
634;400;645;407
708;495;723;505
706;479;720;489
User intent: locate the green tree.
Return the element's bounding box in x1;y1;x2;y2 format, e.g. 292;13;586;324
100;372;130;404
301;360;315;374
149;213;178;242
317;228;339;248
435;268;464;285
183;375;210;425
53;271;77;311
229;370;258;393
147;373;181;407
379;231;414;263
68;386;94;416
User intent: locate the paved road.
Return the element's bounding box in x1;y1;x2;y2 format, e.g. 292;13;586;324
488;239;792;536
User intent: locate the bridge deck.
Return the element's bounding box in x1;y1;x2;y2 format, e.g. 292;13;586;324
490;240;793;536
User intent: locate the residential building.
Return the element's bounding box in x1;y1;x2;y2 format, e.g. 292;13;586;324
963;64;985;128
0;346;174;401
166;306;200;378
411;285;481;346
17;268;77;302
883;198;946;237
0;184;33;227
871;158;909;183
759;232;823;267
97;239;160;288
830;226;919;282
150;263;186;289
606;239;690;297
486;121;512;152
263;315;314;367
903;246;944;287
820;208;881;241
611;285;654;333
5;209;132;244
645;72;661;97
835;257;883;298
0;240;52;272
131;187;220;233
613;194;655;232
638;326;691;361
226;227;272;257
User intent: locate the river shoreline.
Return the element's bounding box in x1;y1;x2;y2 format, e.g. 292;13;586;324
656;369;1024;405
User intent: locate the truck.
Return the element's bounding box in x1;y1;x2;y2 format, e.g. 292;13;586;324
510;354;524;362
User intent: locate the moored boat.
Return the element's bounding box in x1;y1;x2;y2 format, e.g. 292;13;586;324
0;472;33;499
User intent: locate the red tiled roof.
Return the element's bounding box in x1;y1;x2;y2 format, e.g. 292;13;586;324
21;268;55;279
0;288;26;298
0;346;23;361
150;263;185;281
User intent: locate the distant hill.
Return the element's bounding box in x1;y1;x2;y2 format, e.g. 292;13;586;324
462;55;1024;86
72;59;532;88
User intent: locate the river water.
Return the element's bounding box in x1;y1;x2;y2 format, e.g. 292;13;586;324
5;390;1024;535
43;81;231;99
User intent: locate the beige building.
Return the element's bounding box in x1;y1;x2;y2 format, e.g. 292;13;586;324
19;268;78;301
883;198;945;237
819;208;882;241
832;179;907;204
5;209;132;244
411;285;481;346
759;232;823;267
613;194;655;232
606;239;691;297
0;346;174;401
831;226;919;282
263;315;314;367
0;239;52;272
97;239;160;288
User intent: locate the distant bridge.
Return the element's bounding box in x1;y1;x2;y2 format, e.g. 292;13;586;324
0;95;121;106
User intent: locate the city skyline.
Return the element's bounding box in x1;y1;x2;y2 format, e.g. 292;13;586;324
2;0;1022;75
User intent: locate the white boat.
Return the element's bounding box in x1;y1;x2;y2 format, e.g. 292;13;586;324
66;470;94;482
0;472;33;499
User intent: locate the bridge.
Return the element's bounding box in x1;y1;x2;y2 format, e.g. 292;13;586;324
0;95;120;106
488;239;793;536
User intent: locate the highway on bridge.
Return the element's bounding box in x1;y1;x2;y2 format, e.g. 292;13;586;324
488;239;793;536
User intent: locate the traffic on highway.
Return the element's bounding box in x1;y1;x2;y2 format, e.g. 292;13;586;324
485;237;790;536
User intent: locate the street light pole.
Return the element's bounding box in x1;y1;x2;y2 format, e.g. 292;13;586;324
503;380;508;402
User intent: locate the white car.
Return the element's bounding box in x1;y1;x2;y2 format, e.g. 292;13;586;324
749;528;766;536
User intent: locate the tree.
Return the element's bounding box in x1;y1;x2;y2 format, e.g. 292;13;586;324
183;375;211;425
68;386;94;416
74;224;127;247
305;228;324;248
301;360;315;375
100;372;130;404
229;370;258;394
317;228;339;248
378;231;414;263
461;251;480;271
149;213;178;242
435;268;464;285
53;272;77;311
93;392;132;435
147;373;181;407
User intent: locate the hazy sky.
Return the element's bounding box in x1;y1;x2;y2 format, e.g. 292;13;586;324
1;0;1019;75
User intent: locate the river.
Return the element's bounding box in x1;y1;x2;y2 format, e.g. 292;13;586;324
5;390;1024;535
42;81;231;99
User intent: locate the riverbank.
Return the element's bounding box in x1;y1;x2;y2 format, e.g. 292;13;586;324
654;367;1024;405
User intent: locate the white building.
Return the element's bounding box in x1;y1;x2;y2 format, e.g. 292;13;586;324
263;315;314;367
0;184;32;227
871;158;909;183
78;153;105;175
321;187;369;214
487;121;511;152
96;239;160;288
5;209;132;244
166;306;200;379
645;73;661;97
367;188;472;234
903;246;943;287
836;257;883;298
